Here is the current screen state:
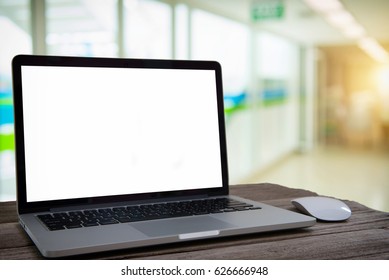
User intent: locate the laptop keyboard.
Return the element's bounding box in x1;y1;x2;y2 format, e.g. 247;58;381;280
37;198;261;231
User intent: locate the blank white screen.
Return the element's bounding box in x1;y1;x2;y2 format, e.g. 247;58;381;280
21;66;223;202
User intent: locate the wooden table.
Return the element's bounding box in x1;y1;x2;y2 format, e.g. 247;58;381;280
0;183;388;259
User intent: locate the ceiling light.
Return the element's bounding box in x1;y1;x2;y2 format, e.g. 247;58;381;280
342;24;365;39
303;0;342;13
325;10;354;28
358;37;389;63
304;0;389;63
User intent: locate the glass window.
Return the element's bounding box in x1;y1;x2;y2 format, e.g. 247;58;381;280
46;0;117;57
0;0;32;201
124;0;172;59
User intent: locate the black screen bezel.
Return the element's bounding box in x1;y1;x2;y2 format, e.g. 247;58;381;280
12;55;229;214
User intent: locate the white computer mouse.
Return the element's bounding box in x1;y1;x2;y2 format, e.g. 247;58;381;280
291;196;352;222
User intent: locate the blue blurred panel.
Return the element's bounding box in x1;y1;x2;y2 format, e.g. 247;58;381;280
0;88;14;126
0;91;14;126
224;92;247;115
261;79;287;106
263;88;286;100
0;104;14;125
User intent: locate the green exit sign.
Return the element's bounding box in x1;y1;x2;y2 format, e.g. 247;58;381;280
251;0;285;21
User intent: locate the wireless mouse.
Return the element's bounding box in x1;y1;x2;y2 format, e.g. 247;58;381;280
291;196;352;222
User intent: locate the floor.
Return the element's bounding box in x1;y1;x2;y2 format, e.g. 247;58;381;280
243;146;389;213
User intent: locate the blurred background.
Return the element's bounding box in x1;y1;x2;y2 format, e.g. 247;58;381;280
1;0;388;211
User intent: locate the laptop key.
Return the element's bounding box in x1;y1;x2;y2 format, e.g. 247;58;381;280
65;223;82;229
38;214;53;220
98;218;119;225
47;224;66;231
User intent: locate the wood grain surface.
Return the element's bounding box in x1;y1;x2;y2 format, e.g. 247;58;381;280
0;183;388;259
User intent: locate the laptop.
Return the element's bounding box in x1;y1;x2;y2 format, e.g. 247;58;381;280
12;54;315;258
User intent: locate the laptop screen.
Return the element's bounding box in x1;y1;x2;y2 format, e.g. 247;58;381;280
19;63;224;203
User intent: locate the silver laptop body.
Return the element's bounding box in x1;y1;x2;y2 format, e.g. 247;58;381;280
12;55;315;258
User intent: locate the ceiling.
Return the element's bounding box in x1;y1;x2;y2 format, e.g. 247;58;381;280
1;0;389;48
183;0;389;47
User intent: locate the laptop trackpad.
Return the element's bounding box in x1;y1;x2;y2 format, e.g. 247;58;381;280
132;216;235;238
